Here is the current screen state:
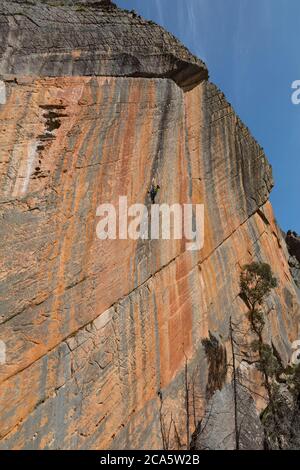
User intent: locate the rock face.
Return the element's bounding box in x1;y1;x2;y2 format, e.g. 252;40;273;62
286;232;300;264
285;232;300;288
0;0;207;90
192;383;264;450
0;0;299;450
289;256;300;289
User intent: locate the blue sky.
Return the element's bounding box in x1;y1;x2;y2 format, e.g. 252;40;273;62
116;0;300;233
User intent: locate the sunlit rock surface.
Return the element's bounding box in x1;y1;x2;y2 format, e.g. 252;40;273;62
0;0;299;450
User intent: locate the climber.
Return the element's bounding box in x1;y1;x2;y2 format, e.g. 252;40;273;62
148;183;160;204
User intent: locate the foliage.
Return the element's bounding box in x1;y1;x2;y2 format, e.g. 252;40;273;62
255;344;281;378
240;262;277;309
247;308;265;334
201;334;227;399
240;262;300;449
286;363;300;399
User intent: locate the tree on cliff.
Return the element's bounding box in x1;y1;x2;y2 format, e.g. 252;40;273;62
240;262;300;449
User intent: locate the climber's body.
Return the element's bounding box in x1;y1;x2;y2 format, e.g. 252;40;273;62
148;184;160;204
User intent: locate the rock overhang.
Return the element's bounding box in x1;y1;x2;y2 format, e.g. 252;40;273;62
0;0;208;91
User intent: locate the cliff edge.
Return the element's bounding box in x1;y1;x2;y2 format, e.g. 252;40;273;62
0;0;207;90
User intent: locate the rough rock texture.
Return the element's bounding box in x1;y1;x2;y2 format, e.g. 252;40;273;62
289;256;300;289
259;377;300;450
0;0;207;90
285;232;300;288
286;232;300;264
0;0;299;450
192;383;264;450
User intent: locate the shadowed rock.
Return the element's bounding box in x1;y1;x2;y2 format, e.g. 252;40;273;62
286;231;300;264
0;0;208;90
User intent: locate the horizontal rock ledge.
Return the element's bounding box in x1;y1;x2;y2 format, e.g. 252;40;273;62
0;0;208;91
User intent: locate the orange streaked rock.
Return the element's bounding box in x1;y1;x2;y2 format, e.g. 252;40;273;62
0;74;298;449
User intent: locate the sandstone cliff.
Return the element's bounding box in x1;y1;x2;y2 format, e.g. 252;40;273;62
286;232;300;289
0;0;299;449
